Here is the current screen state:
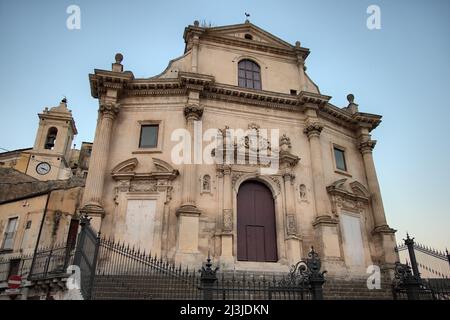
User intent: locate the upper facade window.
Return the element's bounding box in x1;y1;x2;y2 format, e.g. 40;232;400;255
238;59;261;90
334;146;347;172
139;124;159;148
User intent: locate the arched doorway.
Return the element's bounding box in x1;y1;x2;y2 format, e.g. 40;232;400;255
237;180;278;262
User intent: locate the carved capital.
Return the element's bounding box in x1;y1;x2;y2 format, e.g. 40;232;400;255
359;140;377;154
222;164;232;176
282;171;295;182
99;102;120;119
184;104;204;121
303;123;323;138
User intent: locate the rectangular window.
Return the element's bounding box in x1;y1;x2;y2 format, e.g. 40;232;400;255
8;259;20;278
2;217;18;250
290;89;297;95
139;125;159;148
334;147;347;171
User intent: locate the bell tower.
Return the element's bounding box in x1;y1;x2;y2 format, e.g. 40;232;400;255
26;98;78;181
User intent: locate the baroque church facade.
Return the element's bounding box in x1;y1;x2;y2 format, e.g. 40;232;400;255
81;20;398;277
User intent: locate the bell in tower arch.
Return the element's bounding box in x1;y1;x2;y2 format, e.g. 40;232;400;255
45;127;58;150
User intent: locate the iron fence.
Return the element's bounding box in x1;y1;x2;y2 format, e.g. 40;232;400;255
28;244;74;280
392;234;450;300
92;236;203;300
424;279;450;300
73;215;327;300
0;253;33;282
202;272;312;300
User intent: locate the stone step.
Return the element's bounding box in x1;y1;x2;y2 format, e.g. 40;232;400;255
90;273;396;300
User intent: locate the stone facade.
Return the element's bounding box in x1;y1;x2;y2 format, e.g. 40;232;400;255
80;20;398;277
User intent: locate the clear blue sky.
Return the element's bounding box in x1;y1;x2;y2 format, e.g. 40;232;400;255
0;0;449;251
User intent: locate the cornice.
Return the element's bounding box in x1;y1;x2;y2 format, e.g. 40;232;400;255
89;69;134;98
200;34;309;59
318;103;382;132
178;71;215;87
38;113;77;134
183;22;310;60
202;84;305;112
89;67;381;132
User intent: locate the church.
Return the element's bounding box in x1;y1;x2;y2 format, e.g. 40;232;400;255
80;19;398;278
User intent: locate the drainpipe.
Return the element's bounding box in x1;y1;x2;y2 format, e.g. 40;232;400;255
28;191;51;280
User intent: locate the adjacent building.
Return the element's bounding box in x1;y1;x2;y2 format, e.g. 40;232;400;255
397;242;450;279
0;100;89;299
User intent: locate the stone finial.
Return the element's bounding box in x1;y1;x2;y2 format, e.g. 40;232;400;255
194;20;200;27
347;94;354;104
112;53;124;72
115;53;123;64
346;93;359;114
295;41;301;48
280;134;291;151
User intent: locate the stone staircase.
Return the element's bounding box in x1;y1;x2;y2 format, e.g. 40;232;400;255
323;277;393;300
90;272;395;300
91;274;201;300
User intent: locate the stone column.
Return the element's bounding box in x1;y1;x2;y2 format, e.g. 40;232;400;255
175;104;203;266
303;122;332;221
358;129;397;268
359;139;388;229
80;102;119;230
303;116;341;261
219;165;233;267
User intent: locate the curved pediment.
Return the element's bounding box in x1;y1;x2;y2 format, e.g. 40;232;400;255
327;179;370;201
350;181;371;198
152;158;176;173
111;158;138;174
111;157;178;181
328;178;347;191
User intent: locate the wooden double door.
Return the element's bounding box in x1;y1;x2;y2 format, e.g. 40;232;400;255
237;180;278;262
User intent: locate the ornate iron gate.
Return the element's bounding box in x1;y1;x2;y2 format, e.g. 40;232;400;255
73;216;100;300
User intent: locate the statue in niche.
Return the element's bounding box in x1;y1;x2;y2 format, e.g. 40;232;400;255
299;184;307;200
202;174;211;192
